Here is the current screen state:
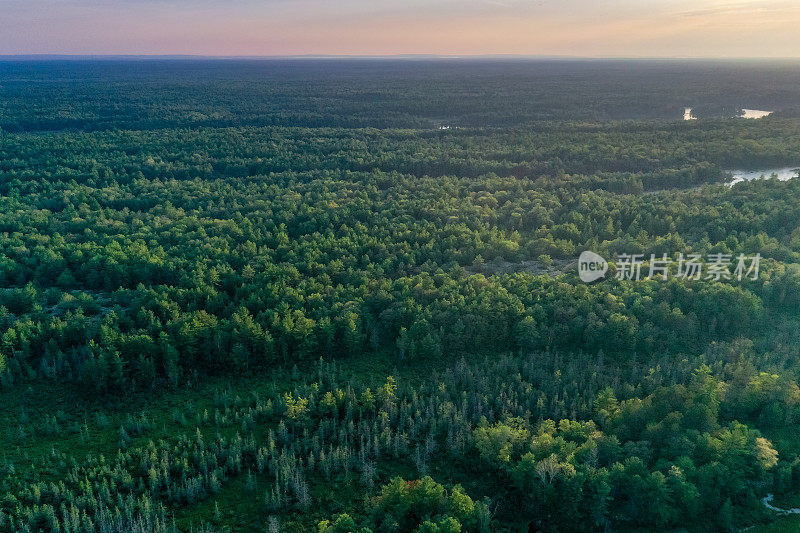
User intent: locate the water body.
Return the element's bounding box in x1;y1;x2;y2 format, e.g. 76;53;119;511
682;108;772;120
762;494;800;515
740;109;772;119
728;167;799;186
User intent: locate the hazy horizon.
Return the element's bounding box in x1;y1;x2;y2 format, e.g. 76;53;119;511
2;54;800;61
3;1;800;58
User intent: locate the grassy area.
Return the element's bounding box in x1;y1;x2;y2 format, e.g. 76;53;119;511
751;516;800;533
1;351;441;531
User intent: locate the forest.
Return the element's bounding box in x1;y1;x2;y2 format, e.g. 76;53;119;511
2;59;800;531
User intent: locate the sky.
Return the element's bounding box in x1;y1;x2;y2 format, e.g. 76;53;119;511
1;0;799;57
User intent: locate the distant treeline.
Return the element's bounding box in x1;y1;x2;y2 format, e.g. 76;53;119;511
2;59;800;132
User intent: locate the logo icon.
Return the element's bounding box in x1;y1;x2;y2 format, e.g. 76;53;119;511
578;251;608;283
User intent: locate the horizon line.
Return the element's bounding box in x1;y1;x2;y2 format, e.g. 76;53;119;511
2;53;800;62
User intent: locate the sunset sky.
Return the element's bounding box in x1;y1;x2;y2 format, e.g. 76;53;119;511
1;0;799;57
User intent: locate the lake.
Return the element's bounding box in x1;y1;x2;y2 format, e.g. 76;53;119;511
728;167;799;185
740;109;773;119
682;108;772;120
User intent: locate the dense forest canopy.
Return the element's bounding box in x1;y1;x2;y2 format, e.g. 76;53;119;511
2;59;800;532
3;59;800;131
